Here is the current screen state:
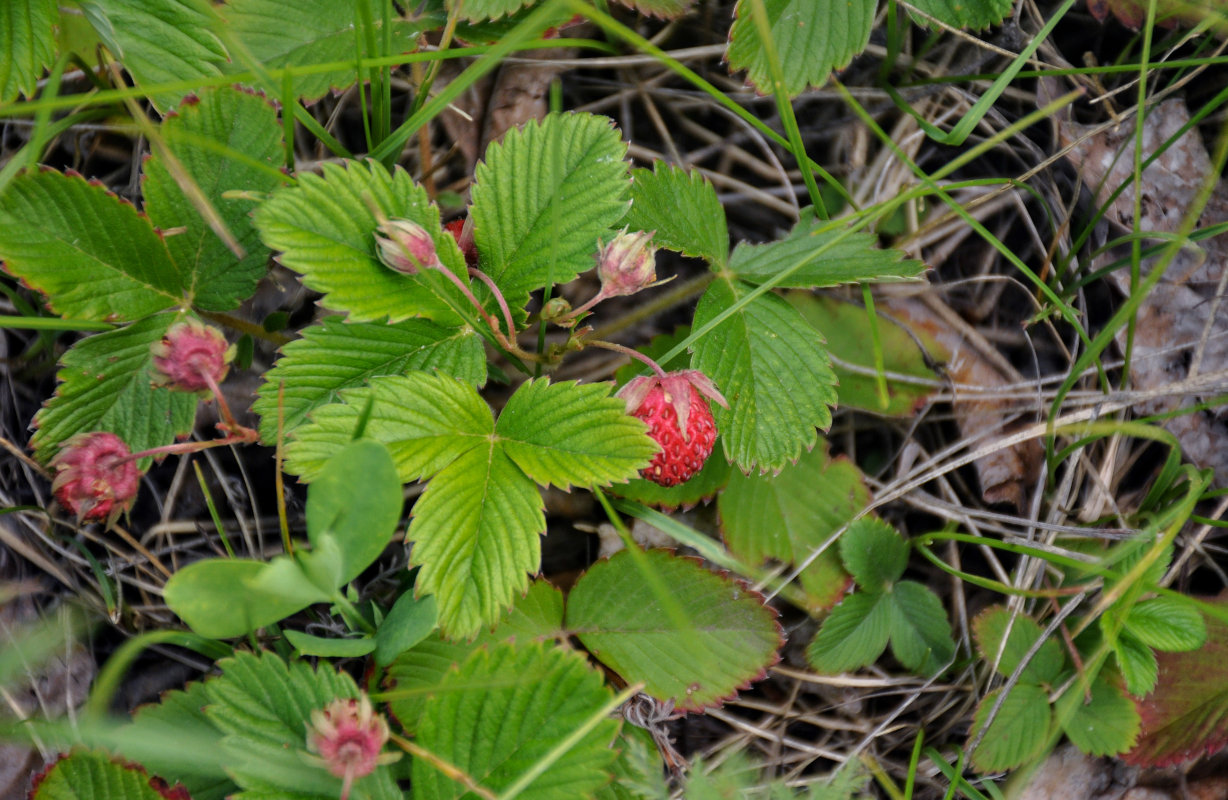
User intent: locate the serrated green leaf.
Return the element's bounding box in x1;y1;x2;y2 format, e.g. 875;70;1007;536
413;641;619;800
908;0;1013;28
472;578;567;645
727;0;875;96
254;159;472;323
972;605;1065;686
691;280;836;473
968;685;1052;772
81;0;226;111
806;591;891;674
254;316;485;444
839;517;907;592
626;164;727;267
385;635;477;733
205;651;400;800
729;217;923;288
1125;596;1206;652
29;749;184;800
788;293;945;416
0;0;57;102
221;0;426;102
143;87;284;311
0;170;183;320
888;581;955;674
595;728;670;800
568;549;782;710
31;315;198;464
410;442;545;637
126;681;235;800
459;0;533;21
1116;631;1159;697
1058;676;1140;757
610;0;693;17
496;378;656;490
285;371;493;482
719;444;864;612
471;112;630;305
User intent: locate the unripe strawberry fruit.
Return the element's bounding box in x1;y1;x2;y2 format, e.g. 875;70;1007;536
151;318;232;395
618;370;728;487
50;432;140;523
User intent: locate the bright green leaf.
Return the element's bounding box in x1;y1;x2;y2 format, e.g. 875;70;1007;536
727;0;875;96
143;86;284;311
888;581;956;674
728;217;923;288
163;555;328;638
692;280;836;473
284;630;376;657
471;112;630;305
28;750;185;800
375;592;438;667
253;159;472;323
80;0;226;111
413;641;619;800
496;378;657;490
1059;676;1140;757
0;170;183;320
1116;631;1159;698
972;605;1065;686
31;315;198;465
968;684;1052;772
285;372;493;482
806;591;891;674
0;0;57;102
1125;596;1206;652
626;164;727;267
471;579;567;646
839;517;908;592
909;0;1013;28
410;442;545;638
568;548;782;711
253;316;485;444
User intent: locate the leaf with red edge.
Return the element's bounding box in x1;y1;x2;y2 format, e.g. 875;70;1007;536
1125;598;1228;767
30;749;193;800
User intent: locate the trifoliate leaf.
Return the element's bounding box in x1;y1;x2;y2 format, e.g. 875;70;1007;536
284;371;494;482
626;164;728;267
1116;631;1159;698
1058;675;1139;757
496;378;657;490
31;315;197;464
253;159;472;323
1124;596;1206;652
719;444;865;612
908;0;1013;29
29;750;191;800
972;605;1065;686
220;0;427;102
806;591;891;674
728;217;923;288
253;316;485;444
727;0;875;96
0;170;182;321
409;442;545;638
414;641;619;800
888;581;956;674
568;549;782;711
691;280;836;473
0;0;57;102
839;517;907;593
143;87;284;311
471;112;630;306
80;0;226;111
968;684;1052;772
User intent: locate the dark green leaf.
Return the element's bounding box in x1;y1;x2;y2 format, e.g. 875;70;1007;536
0;0;57;102
839;517;907;592
887;581;955;674
1058;676;1140;757
968;684;1052;772
728;217;923;288
806;591;891;674
626;164;727;267
375;592;438;667
972;605;1065;686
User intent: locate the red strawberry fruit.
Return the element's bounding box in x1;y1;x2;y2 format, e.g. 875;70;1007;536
618;370;728;487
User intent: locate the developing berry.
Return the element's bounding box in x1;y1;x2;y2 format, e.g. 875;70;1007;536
618;370;728;487
596;228;658;298
151;319;232;395
375;218;439;275
444;217;478;268
50;432;140;523
306;694;399;800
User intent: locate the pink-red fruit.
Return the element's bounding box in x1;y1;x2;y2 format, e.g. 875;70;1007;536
306;694;399;800
618;370;728;487
596;228;658;298
50;432;140;523
375;218;439;275
151;319;232;395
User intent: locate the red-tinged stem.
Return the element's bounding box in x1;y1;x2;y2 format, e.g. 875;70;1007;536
427;261;506;340
587;340;667;377
468;266;517;343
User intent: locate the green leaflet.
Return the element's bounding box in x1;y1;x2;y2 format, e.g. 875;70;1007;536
625;164;728;267
31;314;198;465
143;87;285;311
28;750;187;800
0;0;57;102
727;0;875;96
471;112;631;306
909;0;1014;28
